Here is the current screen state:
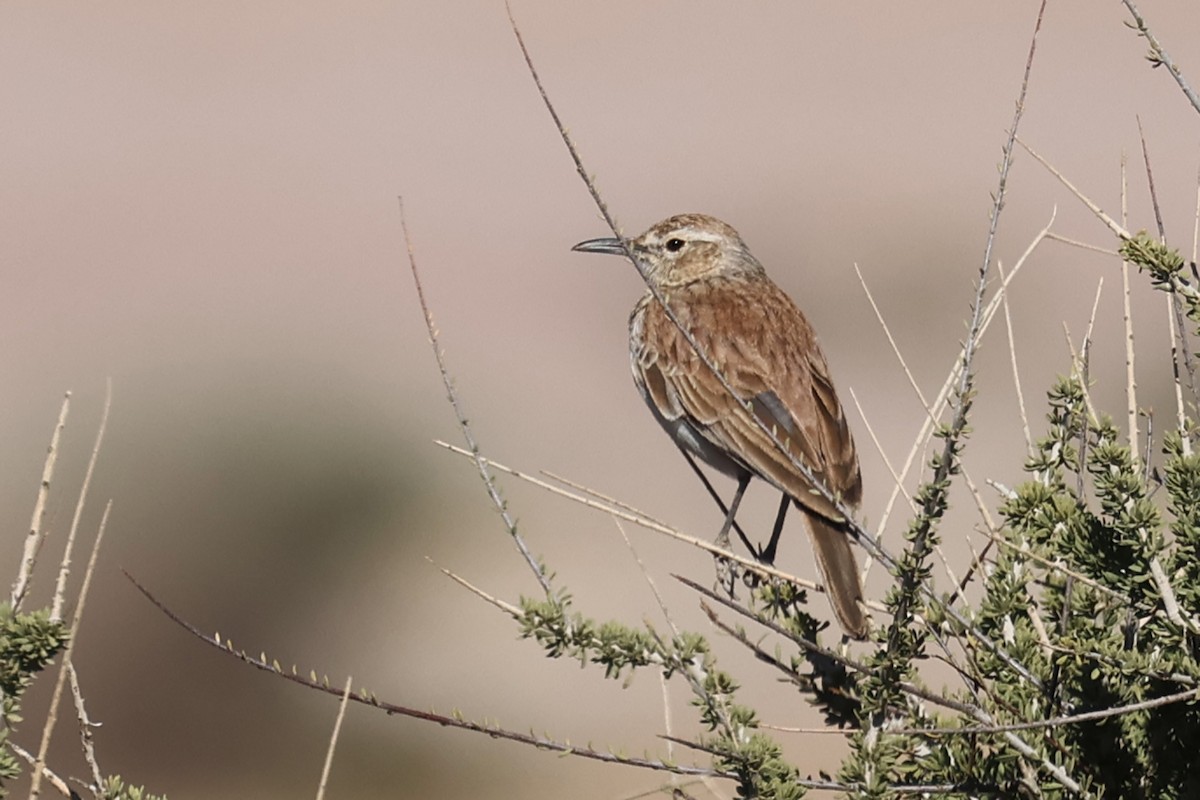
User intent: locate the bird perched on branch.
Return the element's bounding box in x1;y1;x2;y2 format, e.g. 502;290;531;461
573;213;867;638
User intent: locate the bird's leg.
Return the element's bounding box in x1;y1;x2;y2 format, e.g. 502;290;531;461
759;493;790;565
713;472;751;597
676;448;756;553
717;473;752;550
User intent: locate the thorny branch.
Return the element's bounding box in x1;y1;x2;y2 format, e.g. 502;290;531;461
401;199;551;594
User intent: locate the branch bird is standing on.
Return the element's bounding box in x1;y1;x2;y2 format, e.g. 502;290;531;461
574;214;868;639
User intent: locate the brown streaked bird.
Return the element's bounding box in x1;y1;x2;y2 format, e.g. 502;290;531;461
573;213;867;638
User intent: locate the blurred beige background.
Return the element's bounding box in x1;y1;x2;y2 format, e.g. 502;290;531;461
3;1;1200;797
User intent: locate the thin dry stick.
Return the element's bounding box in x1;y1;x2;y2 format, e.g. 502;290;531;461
29;499;112;800
315;676;354;800
1068;304;1190;633
1180;161;1200;456
944;467;1007;605
896;7;1077;763
541;469;669;528
997;261;1033;454
1194;158;1200;264
761;724;853;735
658;668;677;785
1062;322;1101;426
1045;232;1120;256
899;684;1200;736
952;0;1044;467
1124;132;1192;630
866;212;1053;551
1084;277;1105;357
124;570;732;782
487;10;1052;662
1120;154;1139;462
400;199;551;595
1120;0;1200;116
661;735;957;795
1017;137;1132;240
52;378;111;622
978;526;1127;601
855;242;1035;597
700;605;813;691
846;386;915;511
437;440;888;609
852;261;930;414
1026;598;1054;652
1148;557;1189;632
1139;117;1198;401
608;515;680;772
12;392;70;613
612;517;676;635
847;382;966;593
1138;117;1166;237
1194;160;1200;264
677;577;967;714
68;663;103;792
1169;292;1191;456
7;744;71;798
433;561;522;617
864;225;1051;606
850;261;931;547
684;573;1081;794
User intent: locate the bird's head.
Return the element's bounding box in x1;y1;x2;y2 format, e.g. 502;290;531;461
572;213;763;287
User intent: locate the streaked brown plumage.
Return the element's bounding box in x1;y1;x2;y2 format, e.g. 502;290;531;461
573;213;867;638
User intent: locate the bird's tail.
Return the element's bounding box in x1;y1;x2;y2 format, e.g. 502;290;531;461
803;512;868;639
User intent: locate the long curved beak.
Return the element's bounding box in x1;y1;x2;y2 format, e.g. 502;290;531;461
571;236;628;256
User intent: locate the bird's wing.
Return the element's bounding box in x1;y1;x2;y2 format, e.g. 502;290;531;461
636;279;860;521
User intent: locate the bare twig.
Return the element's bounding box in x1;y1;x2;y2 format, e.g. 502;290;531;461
7;743;71;798
436;440;885;607
541;469;669;528
699;603;812;691
761;723;853;735
978;527;1127;602
1120;153;1139;461
865;211;1052;570
315;676;353;800
612;517;676;634
68;663;103;792
12;392;70;612
30;500;112;799
123;570;732;781
846;386;915;512
1139;117;1198;400
997;261;1033;454
431;560;522;617
400;199;551;594
880;0;1052;709
1045;232;1120;256
673;575;975;717
897;684;1200;736
1168;293;1191;455
52;379;112;622
1017;137;1132;240
1120;0;1200;116
852;260;992;598
1179;160;1200;455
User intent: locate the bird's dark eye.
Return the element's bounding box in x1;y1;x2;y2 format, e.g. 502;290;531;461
665;238;685;252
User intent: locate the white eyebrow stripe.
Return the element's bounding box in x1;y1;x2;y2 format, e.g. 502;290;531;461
657;230;724;245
